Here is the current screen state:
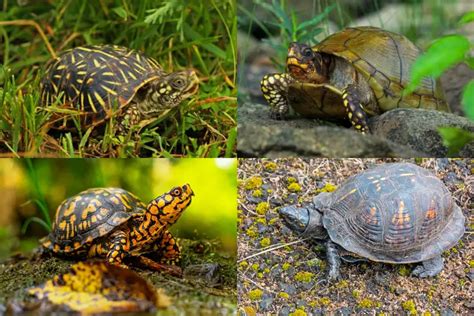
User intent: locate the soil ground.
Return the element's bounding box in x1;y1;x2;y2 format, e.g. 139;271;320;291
0;239;237;315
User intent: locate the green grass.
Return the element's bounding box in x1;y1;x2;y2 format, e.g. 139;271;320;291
0;0;236;157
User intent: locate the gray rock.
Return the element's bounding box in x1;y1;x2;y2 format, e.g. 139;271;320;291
370;108;474;157
238;102;424;158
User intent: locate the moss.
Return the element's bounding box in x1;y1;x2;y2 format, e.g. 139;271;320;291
260;237;271;248
317;183;337;193
251;263;259;271
256;202;269;215
246;227;258;238
263;268;270;274
458;240;465;248
282;263;291;271
288;182;302;192
268;218;278;225
401;300;417;315
398;265;411;276
248;289;263;301
358;298;377;308
289;309;307;316
287;177;297;183
279;292;289;299
242;306;256;316
319;297;331;306
252;189;263;197
257;272;263;278
263;161;277;172
245;176;263;190
335;280;349;289
294;271;314;283
422;312;432;316
239;261;248;268
352;290;361;299
459;279;466;287
256;218;267;225
469;260;474;268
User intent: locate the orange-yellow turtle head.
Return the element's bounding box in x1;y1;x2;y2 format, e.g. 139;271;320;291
286;42;330;84
147;184;194;226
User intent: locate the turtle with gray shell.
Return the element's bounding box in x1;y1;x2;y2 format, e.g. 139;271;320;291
279;163;465;280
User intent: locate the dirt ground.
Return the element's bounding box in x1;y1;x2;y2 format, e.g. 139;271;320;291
238;158;473;315
0;239;237;315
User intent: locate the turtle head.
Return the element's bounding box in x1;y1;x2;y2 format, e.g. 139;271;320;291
145;184;194;231
286;42;330;84
140;69;199;118
279;203;327;239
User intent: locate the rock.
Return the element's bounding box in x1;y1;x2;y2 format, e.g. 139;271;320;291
259;292;274;310
370;108;474;157
238;102;424;158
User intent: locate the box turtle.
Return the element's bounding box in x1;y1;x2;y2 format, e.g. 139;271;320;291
40;45;199;135
279;163;465;279
261;26;449;133
41;184;194;274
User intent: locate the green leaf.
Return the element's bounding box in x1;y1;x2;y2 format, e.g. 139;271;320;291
459;11;474;25
405;35;470;94
438;127;474;156
462;80;474;120
296;4;335;33
112;7;127;19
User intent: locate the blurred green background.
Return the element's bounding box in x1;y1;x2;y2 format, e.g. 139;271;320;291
0;158;237;259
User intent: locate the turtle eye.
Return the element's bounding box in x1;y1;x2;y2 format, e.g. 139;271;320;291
303;48;313;58
172;187;182;196
171;77;186;89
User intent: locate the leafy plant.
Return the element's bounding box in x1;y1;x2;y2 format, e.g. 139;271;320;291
406;11;474;155
240;0;334;67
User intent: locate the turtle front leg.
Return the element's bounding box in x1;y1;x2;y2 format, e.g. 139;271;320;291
115;104;141;135
144;230;181;265
342;84;370;134
105;229;130;267
411;255;444;278
326;240;341;280
261;73;295;120
137;231;182;277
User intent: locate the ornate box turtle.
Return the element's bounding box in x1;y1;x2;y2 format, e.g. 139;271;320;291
41;184;194;274
40;45;199;135
261;27;449;133
279;163;465;279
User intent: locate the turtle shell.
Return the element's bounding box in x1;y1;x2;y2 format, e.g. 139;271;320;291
40;45;164;129
44;188;147;254
310;26;449;112
319;163;465;264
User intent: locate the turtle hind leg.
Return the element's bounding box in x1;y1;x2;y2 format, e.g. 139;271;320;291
342;84;370;134
261;73;294;120
411;255;444;278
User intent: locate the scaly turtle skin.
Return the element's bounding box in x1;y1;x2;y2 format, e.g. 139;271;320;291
261;26;449;133
40;45;199;134
279;163;465;280
42;185;194;273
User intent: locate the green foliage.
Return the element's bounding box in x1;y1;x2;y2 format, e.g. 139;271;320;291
438;127;474;156
0;0;236;157
239;0;334;67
